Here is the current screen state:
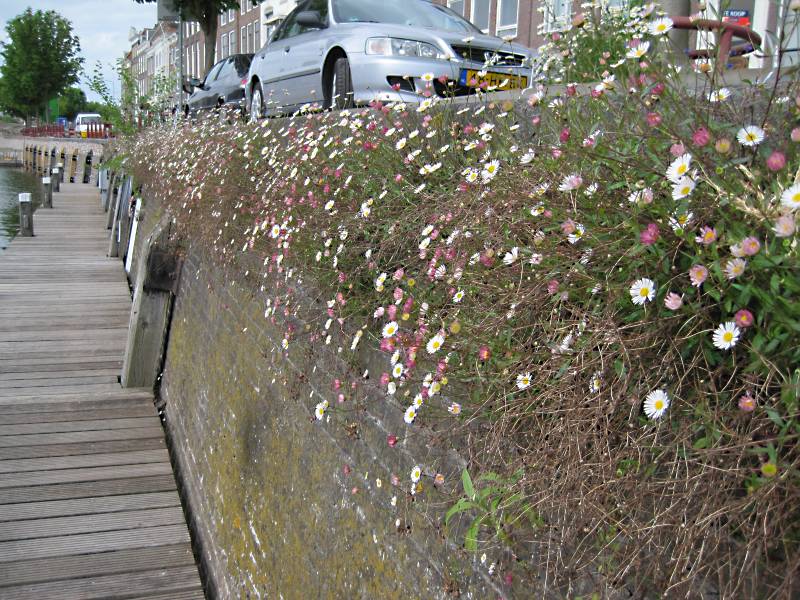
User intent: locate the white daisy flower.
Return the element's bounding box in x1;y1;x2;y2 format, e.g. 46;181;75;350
671;177;696;200
481;159;500;182
448;403;462;415
465;168;479;183
567;223;585;244
780;184;800;212
737;125;765;147
708;87;731;102
643;389;670;419
530;203;545;217
387;382;397;395
410;465;422;482
426;333;445;354
270;224;281;238
516;372;532;390
589;372;602;393
626;41;650;59
404;405;417;424
314;400;329;420
724;258;747;280
669;211;694;231
382;321;399;338
630;277;656;305
666;153;692;183
648;17;674;35
712;322;741;350
503;247;519;265
558;173;582;192
413;393;424;408
453;290;465;303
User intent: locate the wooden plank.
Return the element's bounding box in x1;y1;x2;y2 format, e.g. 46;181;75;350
0;394;151;414
0;437;166;461
126;590;205;600
0;474;176;504
0;375;119;389
0;462;174;489
0;448;170;474
0;506;186;542
0;491;180;522
0;417;159;435
0;543;194;588
0;369;121;382
0;389;151;407
0;405;154;425
0;427;164;447
0;524;191;563
0;565;201;599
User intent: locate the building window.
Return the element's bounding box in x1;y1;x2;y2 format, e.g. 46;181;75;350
222;33;229;58
221;11;227;26
471;0;491;32
229;8;236;22
543;0;571;33
448;0;465;16
255;21;261;50
241;26;247;53
241;1;245;15
247;22;254;53
229;30;237;54
496;0;518;38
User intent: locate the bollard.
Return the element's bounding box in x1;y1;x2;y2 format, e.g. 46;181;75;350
52;167;61;192
18;193;33;237
42;177;52;208
57;162;64;185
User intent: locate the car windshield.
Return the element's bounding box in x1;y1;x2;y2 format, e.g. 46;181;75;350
80;116;101;124
332;0;481;34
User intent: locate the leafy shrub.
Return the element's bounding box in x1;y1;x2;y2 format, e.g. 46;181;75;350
123;14;799;596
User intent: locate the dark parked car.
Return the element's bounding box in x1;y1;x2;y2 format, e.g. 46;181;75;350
186;54;253;117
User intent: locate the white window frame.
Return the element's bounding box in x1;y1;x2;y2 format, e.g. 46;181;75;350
247;22;254;53
470;0;492;34
542;0;571;33
496;0;519;38
221;11;227;26
241;26;247;53
229;8;236;21
229;30;237;54
447;0;465;16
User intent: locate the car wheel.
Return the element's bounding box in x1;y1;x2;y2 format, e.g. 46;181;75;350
331;57;354;110
250;83;264;122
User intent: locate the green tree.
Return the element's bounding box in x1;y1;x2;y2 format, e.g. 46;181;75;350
56;86;88;120
0;8;83;122
134;0;250;74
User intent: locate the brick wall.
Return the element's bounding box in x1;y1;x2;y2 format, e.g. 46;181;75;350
141;201;511;597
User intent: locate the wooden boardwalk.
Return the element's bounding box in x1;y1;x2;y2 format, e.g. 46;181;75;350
0;184;204;599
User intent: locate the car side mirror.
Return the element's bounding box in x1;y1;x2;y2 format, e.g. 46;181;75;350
296;10;326;29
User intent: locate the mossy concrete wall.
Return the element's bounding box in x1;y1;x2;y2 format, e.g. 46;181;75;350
135;194;506;597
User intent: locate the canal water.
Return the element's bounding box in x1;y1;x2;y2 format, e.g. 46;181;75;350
0;168;42;251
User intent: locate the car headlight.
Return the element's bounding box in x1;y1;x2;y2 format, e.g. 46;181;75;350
365;37;446;60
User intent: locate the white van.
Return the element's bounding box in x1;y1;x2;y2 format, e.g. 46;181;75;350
74;113;102;136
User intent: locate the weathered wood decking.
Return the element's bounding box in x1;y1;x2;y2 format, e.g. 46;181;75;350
0;184;203;599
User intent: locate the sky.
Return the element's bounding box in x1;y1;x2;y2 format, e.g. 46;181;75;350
0;1;157;101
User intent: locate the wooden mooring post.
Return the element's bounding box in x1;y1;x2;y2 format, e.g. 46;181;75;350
42;176;53;208
52;167;61;192
18;192;33;236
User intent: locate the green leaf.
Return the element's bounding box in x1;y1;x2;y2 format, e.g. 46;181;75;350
465;516;483;551
462;468;475;500
693;436;708;450
445;498;478;526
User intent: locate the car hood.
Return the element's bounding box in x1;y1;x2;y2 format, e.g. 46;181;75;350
336;22;533;59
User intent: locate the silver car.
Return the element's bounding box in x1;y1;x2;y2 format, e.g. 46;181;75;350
246;0;534;116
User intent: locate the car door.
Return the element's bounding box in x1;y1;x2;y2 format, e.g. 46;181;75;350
211;58;237;106
190;60;224;113
257;6;301;110
279;0;328;105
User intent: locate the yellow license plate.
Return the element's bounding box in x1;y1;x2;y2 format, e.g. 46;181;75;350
460;69;528;90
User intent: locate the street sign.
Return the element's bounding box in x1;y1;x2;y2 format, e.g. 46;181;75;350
722;9;750;27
